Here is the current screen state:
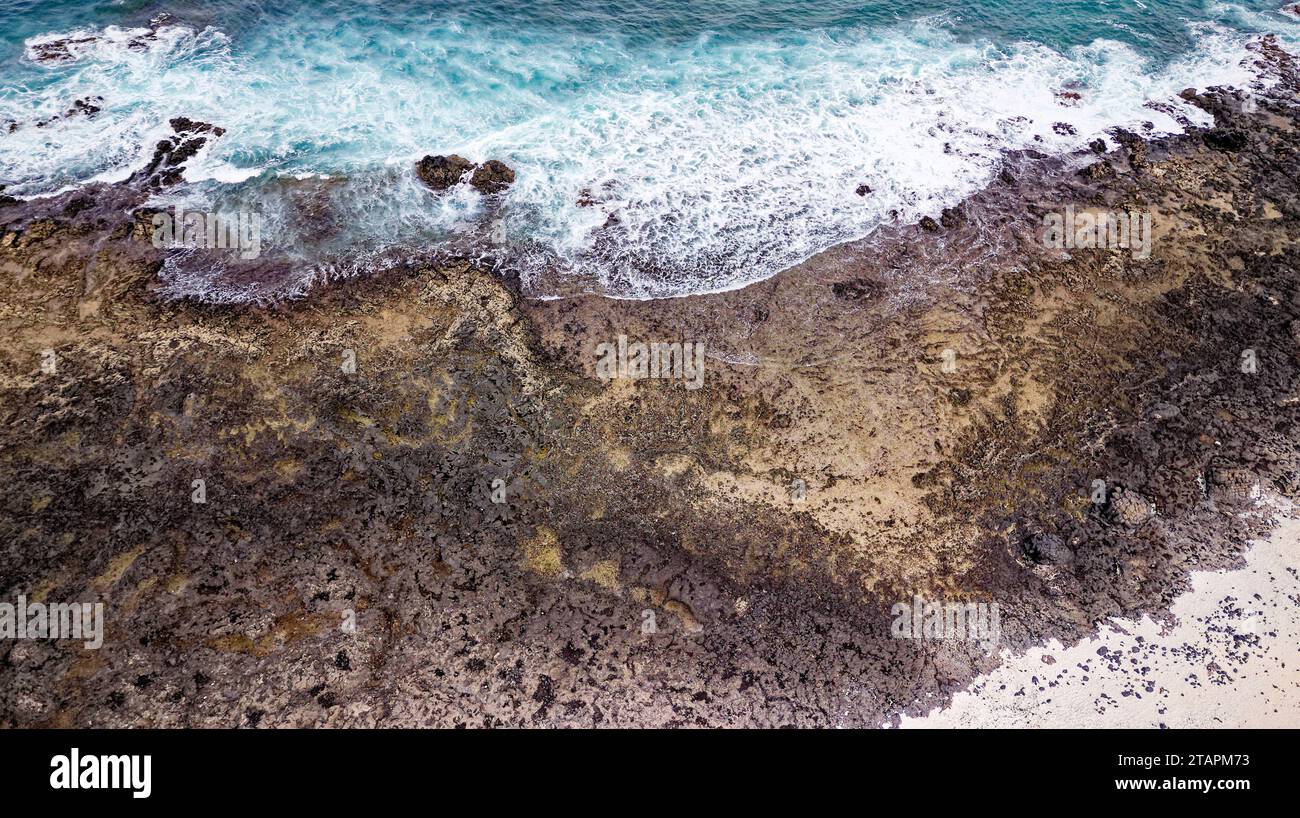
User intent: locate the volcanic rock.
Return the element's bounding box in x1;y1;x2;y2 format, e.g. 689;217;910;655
416;154;474;191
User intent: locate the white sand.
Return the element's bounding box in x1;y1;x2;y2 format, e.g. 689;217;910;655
903;502;1300;728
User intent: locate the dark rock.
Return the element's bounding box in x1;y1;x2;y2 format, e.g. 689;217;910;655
855;184;872;197
1179;87;1199;101
831;278;885;302
416;154;473;191
919;216;940;232
71;97;103;118
1088;138;1107;154
28;36;97;64
1110;129;1148;167
169;117;225;137
469;159;515;194
0;185;17;208
1055;90;1082;105
1024;532;1073;565
129;117;227;190
1052;122;1078;136
940;206;964;229
1203;128;1249;153
998;168;1017;187
1078;160;1115;181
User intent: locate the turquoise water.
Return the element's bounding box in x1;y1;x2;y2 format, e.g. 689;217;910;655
1;1;1298;299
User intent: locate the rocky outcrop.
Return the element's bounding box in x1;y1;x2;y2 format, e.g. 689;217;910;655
415;154;474;191
415;154;515;194
130;117;226;189
27;14;177;64
2;56;1299;729
469;159;515;194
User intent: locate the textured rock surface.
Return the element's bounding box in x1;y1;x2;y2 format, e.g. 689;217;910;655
1;42;1299;727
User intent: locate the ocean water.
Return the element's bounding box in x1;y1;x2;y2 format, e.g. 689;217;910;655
1;1;1298;300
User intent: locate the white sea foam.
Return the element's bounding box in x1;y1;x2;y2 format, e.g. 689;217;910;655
2;11;1297;300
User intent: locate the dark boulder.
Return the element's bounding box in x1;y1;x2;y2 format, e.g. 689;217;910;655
855;184;872;197
919;216;940;232
469;159;515;194
416;154;473;191
1203;128;1249;153
131;117;227;189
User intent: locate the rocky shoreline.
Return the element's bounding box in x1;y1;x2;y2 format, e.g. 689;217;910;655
1;38;1298;727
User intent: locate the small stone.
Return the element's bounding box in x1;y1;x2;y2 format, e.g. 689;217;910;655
919;216;940;232
855;184;872;197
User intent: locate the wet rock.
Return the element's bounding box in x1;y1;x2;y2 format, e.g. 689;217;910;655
0;185;17;208
1052;122;1078;136
131;117;227;189
940;206;964;229
415;154;473;191
28;36;97;64
1025;532;1073;565
71;96;103;118
855;184;872;197
1110;129;1149;168
1055;90;1082;106
1179;87;1199;101
1203;128;1249;152
1089;138;1107;154
1108;488;1155;528
998;168;1017;187
470;159;516;194
919;215;940;232
1078;160;1115;181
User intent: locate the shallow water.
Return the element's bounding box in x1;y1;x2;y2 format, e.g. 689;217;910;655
2;1;1298;300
